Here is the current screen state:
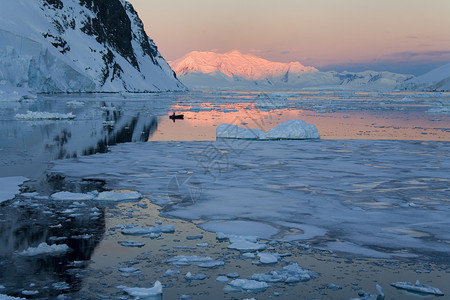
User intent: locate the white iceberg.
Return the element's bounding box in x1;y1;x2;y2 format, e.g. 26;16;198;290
0;176;28;203
390;280;444;296
17;242;70;256
15;111;75;120
225;279;269;293
117;281;162;298
216;119;320;140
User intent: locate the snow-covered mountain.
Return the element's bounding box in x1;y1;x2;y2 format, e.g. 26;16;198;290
170;51;413;91
402;62;450;91
170;50;318;80
0;0;184;94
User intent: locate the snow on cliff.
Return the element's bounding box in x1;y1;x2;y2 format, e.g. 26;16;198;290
169;51;413;91
0;0;184;94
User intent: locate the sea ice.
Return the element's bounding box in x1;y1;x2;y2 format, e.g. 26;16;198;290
50;192;95;201
0;295;26;300
17;243;70;256
15;111;75;120
117;281;162;298
185;272;207;280
257;252;279;264
390;280;444;296
163;269;180;277
228;240;267;252
121;225;175;235
225;279;269;293
96;190;142;201
216;276;229;282
119;267;140;274
216;119;320;140
0;176;28;203
251;263;316;283
200;220;278;239
119;241;145;248
166;255;225;268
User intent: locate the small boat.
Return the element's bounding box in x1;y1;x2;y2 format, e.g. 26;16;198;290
169;113;184;120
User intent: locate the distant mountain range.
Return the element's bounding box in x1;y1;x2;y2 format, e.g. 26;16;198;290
0;0;184;93
170;51;450;91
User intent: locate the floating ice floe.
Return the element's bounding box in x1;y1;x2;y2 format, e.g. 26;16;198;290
228;240;267;252
96;191;142;201
119;241;145;248
17;242;70;256
0;294;26;300
119;267;141;274
121;225;175;235
15;111;75;120
257;252;279;264
216;276;229;282
185;272;207;280
117;281;162;298
216;119;320;140
51;192;96;201
166;255;225;268
0;176;28;203
163;269;180;277
390;280;444;296
251;263;317;283
225;279;269;293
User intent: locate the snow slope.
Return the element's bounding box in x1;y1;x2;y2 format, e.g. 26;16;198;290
0;0;184;93
170;51;413;91
403;62;450;91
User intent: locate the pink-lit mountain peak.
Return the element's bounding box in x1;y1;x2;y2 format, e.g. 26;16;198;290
170;50;318;80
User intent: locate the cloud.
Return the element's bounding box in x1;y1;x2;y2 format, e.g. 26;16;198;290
384;50;450;60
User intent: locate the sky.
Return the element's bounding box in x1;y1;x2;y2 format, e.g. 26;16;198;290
128;0;450;75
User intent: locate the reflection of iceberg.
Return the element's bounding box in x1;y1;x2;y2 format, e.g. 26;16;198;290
216;119;320;140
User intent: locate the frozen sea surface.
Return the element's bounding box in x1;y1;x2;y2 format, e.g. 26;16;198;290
51;138;450;259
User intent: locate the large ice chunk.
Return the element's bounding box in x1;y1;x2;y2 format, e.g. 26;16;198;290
216;119;320;140
50;192;95;201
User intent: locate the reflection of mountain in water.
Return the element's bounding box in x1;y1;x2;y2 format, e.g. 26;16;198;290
0;195;105;297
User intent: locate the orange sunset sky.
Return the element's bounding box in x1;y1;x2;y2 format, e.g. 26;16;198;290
128;0;450;75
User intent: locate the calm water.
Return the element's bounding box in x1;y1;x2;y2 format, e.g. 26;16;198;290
0;90;449;299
